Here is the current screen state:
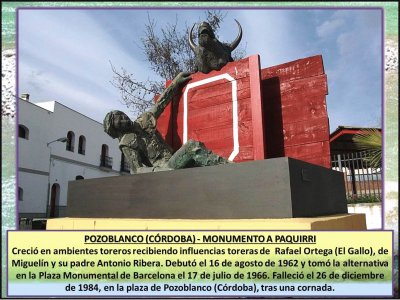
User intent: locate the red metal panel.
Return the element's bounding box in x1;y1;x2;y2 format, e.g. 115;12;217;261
213;146;255;162
176;79;251;112
261;55;324;82
249;55;265;160
284;140;330;157
284;141;331;168
169;55;262;162
189;120;254;154
279;74;328;98
155;99;173;145
261;55;331;168
173;78;237;152
155;80;173;145
186;98;253;129
282;117;330;147
280;95;328;124
156;54;331;168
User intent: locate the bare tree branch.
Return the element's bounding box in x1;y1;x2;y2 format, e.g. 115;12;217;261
110;10;246;117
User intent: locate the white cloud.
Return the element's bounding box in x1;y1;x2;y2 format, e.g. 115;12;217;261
19;10;149;84
316;18;345;38
17;8;382;130
18;9;155;121
336;31;356;56
312;10;382;131
234;10;305;68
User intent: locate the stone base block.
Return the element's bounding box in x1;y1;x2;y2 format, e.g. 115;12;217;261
67;157;348;219
46;214;366;230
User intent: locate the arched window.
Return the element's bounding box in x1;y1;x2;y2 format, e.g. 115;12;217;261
66;131;75;152
18;187;23;201
75;175;84;180
100;144;112;168
19;125;29;139
78;135;86;155
49;183;60;218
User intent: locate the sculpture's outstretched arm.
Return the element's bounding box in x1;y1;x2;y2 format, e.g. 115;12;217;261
151;72;192;119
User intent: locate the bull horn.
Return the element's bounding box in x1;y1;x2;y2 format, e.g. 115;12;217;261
229;19;242;51
188;23;196;51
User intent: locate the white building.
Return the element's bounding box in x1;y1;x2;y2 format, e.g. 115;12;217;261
18;95;130;219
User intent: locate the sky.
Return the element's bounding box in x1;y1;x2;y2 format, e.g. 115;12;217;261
17;8;383;132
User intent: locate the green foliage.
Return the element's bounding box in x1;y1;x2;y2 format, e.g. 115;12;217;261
347;194;381;204
352;129;382;169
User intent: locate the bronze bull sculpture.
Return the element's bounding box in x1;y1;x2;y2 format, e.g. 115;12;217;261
188;20;242;74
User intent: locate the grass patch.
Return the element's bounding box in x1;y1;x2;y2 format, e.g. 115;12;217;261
347;195;381;204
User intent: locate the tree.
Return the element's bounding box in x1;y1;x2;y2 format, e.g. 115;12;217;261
352;128;382;169
110;10;246;117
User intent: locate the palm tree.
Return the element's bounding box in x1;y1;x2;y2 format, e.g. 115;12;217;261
352;128;382;169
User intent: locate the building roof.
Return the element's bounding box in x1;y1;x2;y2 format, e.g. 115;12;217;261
330;126;382;154
20;98;103;125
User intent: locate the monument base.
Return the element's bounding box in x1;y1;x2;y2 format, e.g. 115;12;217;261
66;158;348;219
47;214;366;230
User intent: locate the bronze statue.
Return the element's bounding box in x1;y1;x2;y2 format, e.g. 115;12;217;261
188;19;242;74
104;72;229;174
